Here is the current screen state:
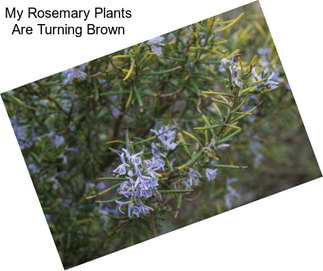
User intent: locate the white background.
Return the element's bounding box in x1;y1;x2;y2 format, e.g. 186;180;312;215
0;0;322;270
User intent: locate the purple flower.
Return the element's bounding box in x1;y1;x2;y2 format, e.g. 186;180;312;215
96;181;106;190
45;214;52;222
257;47;271;56
230;65;243;88
53;135;64;147
225;178;241;209
257;47;271;67
49;177;60;190
115;200;131;216
249;141;264;167
285;82;291;90
59;152;67;164
151;142;166;159
221;57;243;88
221;58;230;68
62;66;86;84
98;203;118;219
151;122;178;150
252;68;280;90
111;107;121;118
28;163;38;173
147;36;165;55
118;178;136;198
242;105;255;122
113;152;129;175
11;116;31;149
67;147;78;153
266;72;279;89
182;168;201;189
116;199;153;218
62;92;77;101
133;200;153;217
144;159;165;176
205;168;217;181
252;67;262;82
130;151;142;167
12;116;26;140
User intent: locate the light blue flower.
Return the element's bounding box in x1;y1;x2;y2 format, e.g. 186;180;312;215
218;64;226;73
98;203;118;219
205;168;217;181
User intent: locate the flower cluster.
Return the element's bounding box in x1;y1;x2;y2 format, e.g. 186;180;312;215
110;120;225;217
112;123;180;217
113;143;165;217
114;145;164;217
220;50;282;91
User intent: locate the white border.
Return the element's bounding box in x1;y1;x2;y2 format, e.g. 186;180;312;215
0;0;322;270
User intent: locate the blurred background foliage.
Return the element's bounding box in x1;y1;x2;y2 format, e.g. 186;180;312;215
1;2;321;268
